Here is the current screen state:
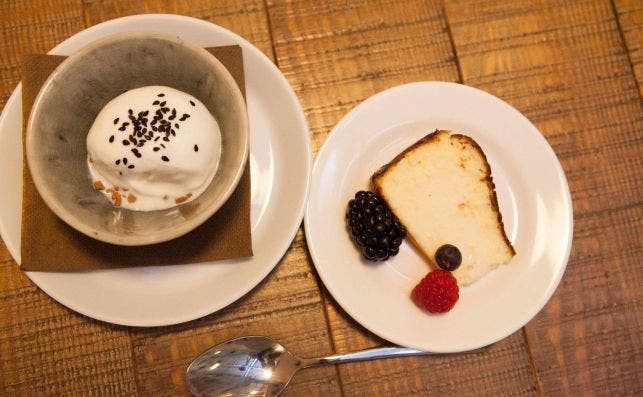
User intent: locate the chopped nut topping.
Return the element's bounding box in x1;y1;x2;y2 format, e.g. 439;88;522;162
127;194;137;203
92;181;105;190
174;193;193;204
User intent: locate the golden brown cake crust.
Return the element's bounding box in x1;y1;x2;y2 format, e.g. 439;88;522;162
371;129;515;263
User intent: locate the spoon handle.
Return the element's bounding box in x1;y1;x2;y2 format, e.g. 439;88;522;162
301;347;427;368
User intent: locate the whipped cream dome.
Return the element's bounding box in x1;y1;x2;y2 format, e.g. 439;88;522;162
87;86;221;211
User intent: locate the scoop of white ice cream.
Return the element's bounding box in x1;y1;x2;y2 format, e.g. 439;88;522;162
87;85;221;211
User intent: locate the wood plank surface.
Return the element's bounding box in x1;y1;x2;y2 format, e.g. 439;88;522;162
445;0;643;395
267;1;538;395
614;0;643;96
1;0;642;395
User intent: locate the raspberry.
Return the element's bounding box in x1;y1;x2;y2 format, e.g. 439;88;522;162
411;269;459;313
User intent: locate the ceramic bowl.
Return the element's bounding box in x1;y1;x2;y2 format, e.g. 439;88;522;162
26;32;248;246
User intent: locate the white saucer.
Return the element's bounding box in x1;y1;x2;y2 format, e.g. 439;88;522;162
0;15;311;326
305;82;572;352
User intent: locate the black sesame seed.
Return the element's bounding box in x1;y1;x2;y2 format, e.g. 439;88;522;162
157;93;165;97
159;101;166;107
128;164;134;169
160;119;166;124
160;143;165;148
123;158;128;165
189;100;195;106
170;130;175;136
128;109;133;115
169;114;176;120
153;147;160;152
143;110;149;116
109;135;114;143
183;113;190;119
175;123;180;128
162;107;169;113
161;156;169;162
163;137;169;142
132;151;142;158
129;136;136;144
119;171;122;175
154;136;160;141
113;118;119;125
115;159;120;165
137;142;144;147
194;144;199;152
122;140;130;145
171;108;176;114
153;100;159;105
118;126;126;131
122;122;129;127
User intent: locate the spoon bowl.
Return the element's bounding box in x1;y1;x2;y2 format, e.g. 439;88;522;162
186;336;302;397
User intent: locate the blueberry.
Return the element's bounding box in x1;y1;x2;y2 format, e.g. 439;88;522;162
435;244;462;271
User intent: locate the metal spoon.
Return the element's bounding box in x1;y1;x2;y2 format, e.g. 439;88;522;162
186;335;430;397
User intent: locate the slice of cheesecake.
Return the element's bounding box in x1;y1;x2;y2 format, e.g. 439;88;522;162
372;130;515;285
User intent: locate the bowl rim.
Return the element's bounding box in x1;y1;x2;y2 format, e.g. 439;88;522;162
26;31;249;246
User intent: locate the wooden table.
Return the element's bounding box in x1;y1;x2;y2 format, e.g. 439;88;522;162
1;1;641;395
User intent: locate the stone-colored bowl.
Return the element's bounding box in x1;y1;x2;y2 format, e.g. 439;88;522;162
26;32;248;246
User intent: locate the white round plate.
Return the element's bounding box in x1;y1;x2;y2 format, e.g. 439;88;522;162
0;15;311;326
305;82;572;352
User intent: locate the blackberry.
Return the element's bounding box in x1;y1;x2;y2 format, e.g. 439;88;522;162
346;190;406;261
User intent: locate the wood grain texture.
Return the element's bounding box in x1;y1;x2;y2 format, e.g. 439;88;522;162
266;0;460;154
0;1;138;396
445;0;643;395
614;0;643;96
82;0;274;59
267;1;538;395
2;0;642;395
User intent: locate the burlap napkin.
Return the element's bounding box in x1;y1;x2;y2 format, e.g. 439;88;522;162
21;46;252;271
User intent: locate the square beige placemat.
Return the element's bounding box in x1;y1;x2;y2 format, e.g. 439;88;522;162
21;45;252;271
